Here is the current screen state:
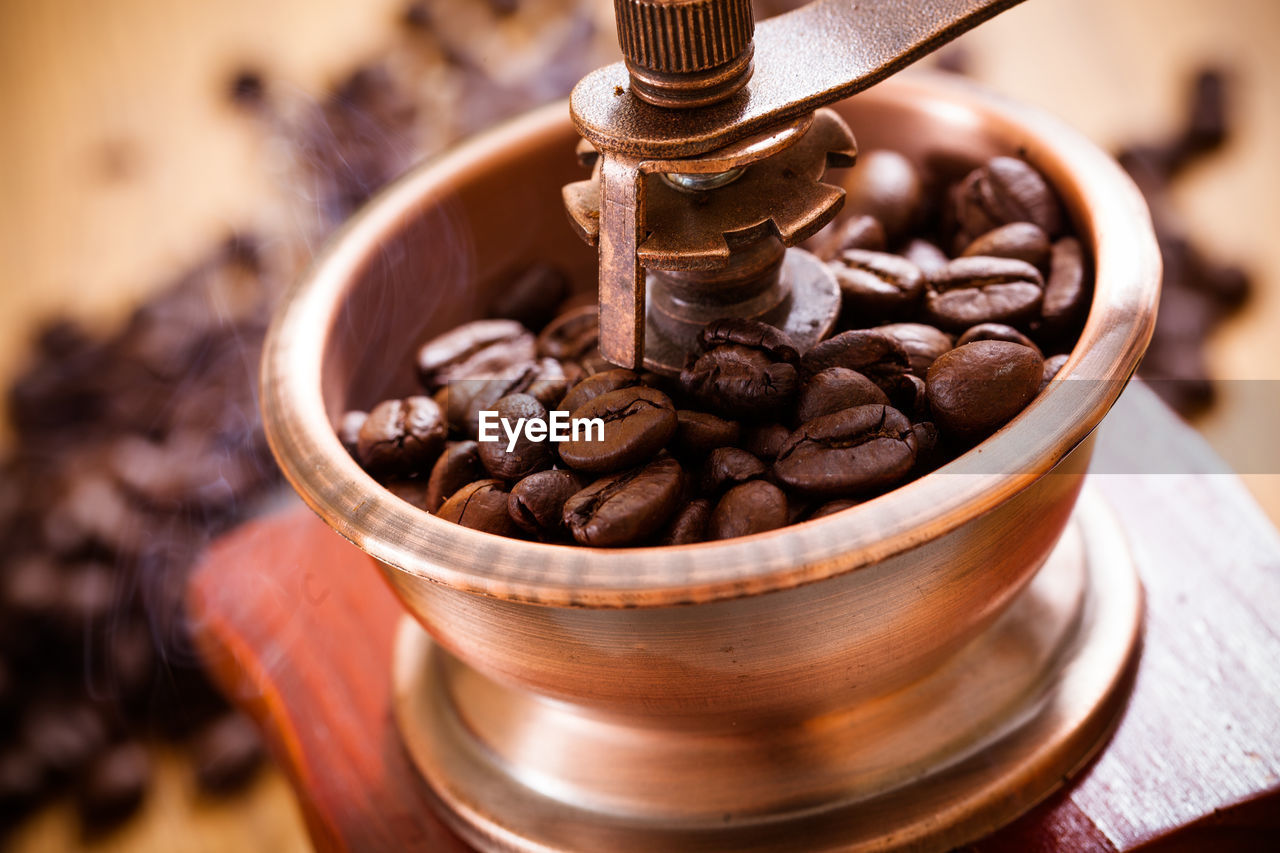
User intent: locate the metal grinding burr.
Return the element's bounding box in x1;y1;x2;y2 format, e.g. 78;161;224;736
563;0;1025;372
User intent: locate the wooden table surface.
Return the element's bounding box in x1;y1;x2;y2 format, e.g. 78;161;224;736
2;0;1279;850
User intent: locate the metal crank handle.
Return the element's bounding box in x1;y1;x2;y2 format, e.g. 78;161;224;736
574;0;1028;158
575;0;1028;369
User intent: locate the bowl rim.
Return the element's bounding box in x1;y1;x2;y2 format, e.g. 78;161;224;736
260;72;1160;608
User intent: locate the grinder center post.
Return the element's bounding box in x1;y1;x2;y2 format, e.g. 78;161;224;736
563;0;1028;372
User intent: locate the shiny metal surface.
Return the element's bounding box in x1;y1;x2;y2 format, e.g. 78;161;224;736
573;0;1027;157
574;0;1025;371
394;488;1142;851
260;73;1160;849
564;107;854;368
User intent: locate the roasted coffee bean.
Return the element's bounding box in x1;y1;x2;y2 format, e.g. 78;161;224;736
795;367;888;423
437;480;520;536
442;372;512;436
874;323;954;378
478;394;553;480
77;741;150;829
839;149;922;240
697;318;800;363
489;264;569;331
297;62;419;222
416;319;536;390
659;499;712;545
357;396;447;475
774;405;917;497
107;431;265;511
105;621;156;702
1040;353;1070;393
0;749;46;819
925;256;1044;332
935;43;973;74
1144;339;1214;414
830;249;925;324
525;358;571;410
115;265;263;382
708;480;789;540
891;378;934;426
337;410;367;455
24;703;109;780
537;304;599;363
680;345;799;419
961;222;1051;268
1041;237;1089;337
911;421;941;471
1194;262;1250;309
674;410;741;457
900;373;930;420
192;713;265;794
812;214;887;260
1116;143;1177;194
809;499;860;520
425;440;484;511
926;341;1044;441
559;368;641;414
799;330;910;392
6;334;103;438
56;562;116;639
559;386;677;473
3;556;60;628
0;658;10;713
701;447;767;494
956;323;1043;357
903;239;949;276
444;358;562;438
1152;252;1222;343
874;367;923;420
563;457;685;547
227;69;265;107
508;470;583;538
43;474;149;559
953;156;1063;241
1180;68;1228;159
741;422;791;462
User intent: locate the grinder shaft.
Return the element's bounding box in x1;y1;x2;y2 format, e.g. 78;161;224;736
568;0;1028;371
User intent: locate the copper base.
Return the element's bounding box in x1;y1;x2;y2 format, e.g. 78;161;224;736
392;486;1142;852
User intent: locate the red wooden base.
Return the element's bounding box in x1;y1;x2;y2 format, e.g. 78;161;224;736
189;384;1280;851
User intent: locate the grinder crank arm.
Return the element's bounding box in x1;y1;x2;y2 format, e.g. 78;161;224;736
573;0;1028;369
573;0;1027;158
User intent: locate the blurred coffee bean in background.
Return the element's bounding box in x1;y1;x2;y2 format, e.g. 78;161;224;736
0;0;610;837
1117;68;1254;415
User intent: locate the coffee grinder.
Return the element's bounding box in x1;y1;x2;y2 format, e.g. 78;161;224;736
250;1;1163;849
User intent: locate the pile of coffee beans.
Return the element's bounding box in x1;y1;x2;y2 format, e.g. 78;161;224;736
342;151;1091;546
2;1;612;836
930;50;1250;416
1117;68;1252;414
0;237;277;832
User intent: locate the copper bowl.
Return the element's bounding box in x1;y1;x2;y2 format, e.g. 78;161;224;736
261;73;1159;850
